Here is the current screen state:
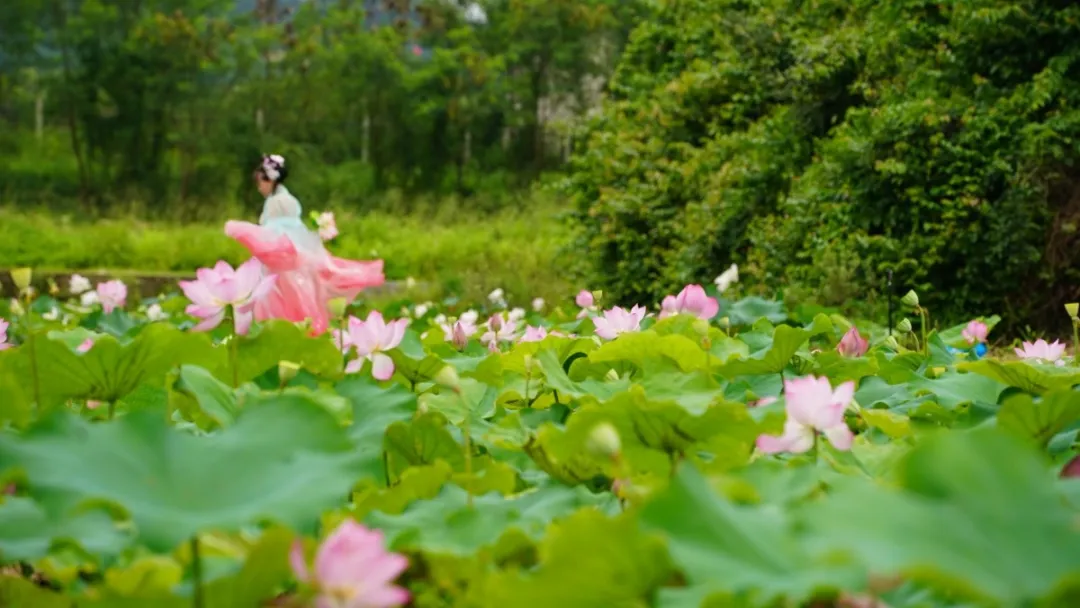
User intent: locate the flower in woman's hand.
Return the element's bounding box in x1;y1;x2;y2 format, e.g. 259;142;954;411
316;211;339;241
345;311;408;380
756;375;855;454
593;305;646;340
96;280;128;314
179;259;277;335
290;519;409;608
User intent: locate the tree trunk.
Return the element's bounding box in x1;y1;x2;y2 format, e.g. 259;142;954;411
52;0;91;205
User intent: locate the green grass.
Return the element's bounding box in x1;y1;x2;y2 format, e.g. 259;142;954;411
0;197;572;307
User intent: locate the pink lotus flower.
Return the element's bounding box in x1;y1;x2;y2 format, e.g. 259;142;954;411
317;211;339;241
521;326;549;343
331;328;352;354
837;326;868;357
0;319;11;351
1015;339;1067;365
290;520;409;608
76;338;94;353
593;305;646;340
96;280;127;314
756;375;855;454
344;311;408;380
481;313;518;347
179;259;277;335
576;290;594;308
659;284;719;320
440;319;477;350
962;320;989;345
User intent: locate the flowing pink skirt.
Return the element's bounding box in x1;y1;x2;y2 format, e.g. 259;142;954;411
224;220;385;335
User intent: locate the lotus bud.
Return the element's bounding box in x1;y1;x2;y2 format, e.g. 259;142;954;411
586;422;621;458
433;365;461;392
278;361;301;384
883;335;901;350
718;316;731;329
10;268;32;294
604;368;620;382
328;297;349;318
692;318;711;339
900;290;919;309
896;318;912;333
488;314;504;332
1066;303;1079;320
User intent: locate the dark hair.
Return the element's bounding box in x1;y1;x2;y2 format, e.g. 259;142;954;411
255;154;288;185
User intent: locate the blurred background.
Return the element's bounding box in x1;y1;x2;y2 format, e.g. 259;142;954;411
2;0;1079;336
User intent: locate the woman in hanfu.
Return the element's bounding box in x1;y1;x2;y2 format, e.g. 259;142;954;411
225;154;384;335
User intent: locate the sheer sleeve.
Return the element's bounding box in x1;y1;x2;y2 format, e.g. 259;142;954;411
259;188;303;224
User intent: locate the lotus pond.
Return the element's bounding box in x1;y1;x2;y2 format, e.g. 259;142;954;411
1;273;1080;608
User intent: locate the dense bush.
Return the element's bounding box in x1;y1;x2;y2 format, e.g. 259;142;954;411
564;0;1080;332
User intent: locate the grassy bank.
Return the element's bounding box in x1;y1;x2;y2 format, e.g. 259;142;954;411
0;197;571;307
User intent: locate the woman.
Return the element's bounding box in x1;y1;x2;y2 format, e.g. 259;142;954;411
225;154;384;335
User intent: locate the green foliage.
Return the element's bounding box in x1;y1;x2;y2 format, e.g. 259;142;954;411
0;201;571;307
0;0;646;207
564;0;1080;331
0;287;1079;605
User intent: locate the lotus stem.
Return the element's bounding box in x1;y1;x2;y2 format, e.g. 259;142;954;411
229;333;239;389
191;536;204;608
458;389;473;509
1072;320;1079;363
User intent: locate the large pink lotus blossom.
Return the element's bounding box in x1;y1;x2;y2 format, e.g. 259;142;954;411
593;305;646;340
179;259;277;335
0;319;11;351
837;326;868;357
345;311;408;380
96;280;127;314
756;375;855;454
1015;339;1067;365
317;211;339;241
290;520;409;608
961;320;989;345
659;284;719;320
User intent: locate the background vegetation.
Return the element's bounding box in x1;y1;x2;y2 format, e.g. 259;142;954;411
0;0;644;210
563;0;1080;333
4;0;1080;334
